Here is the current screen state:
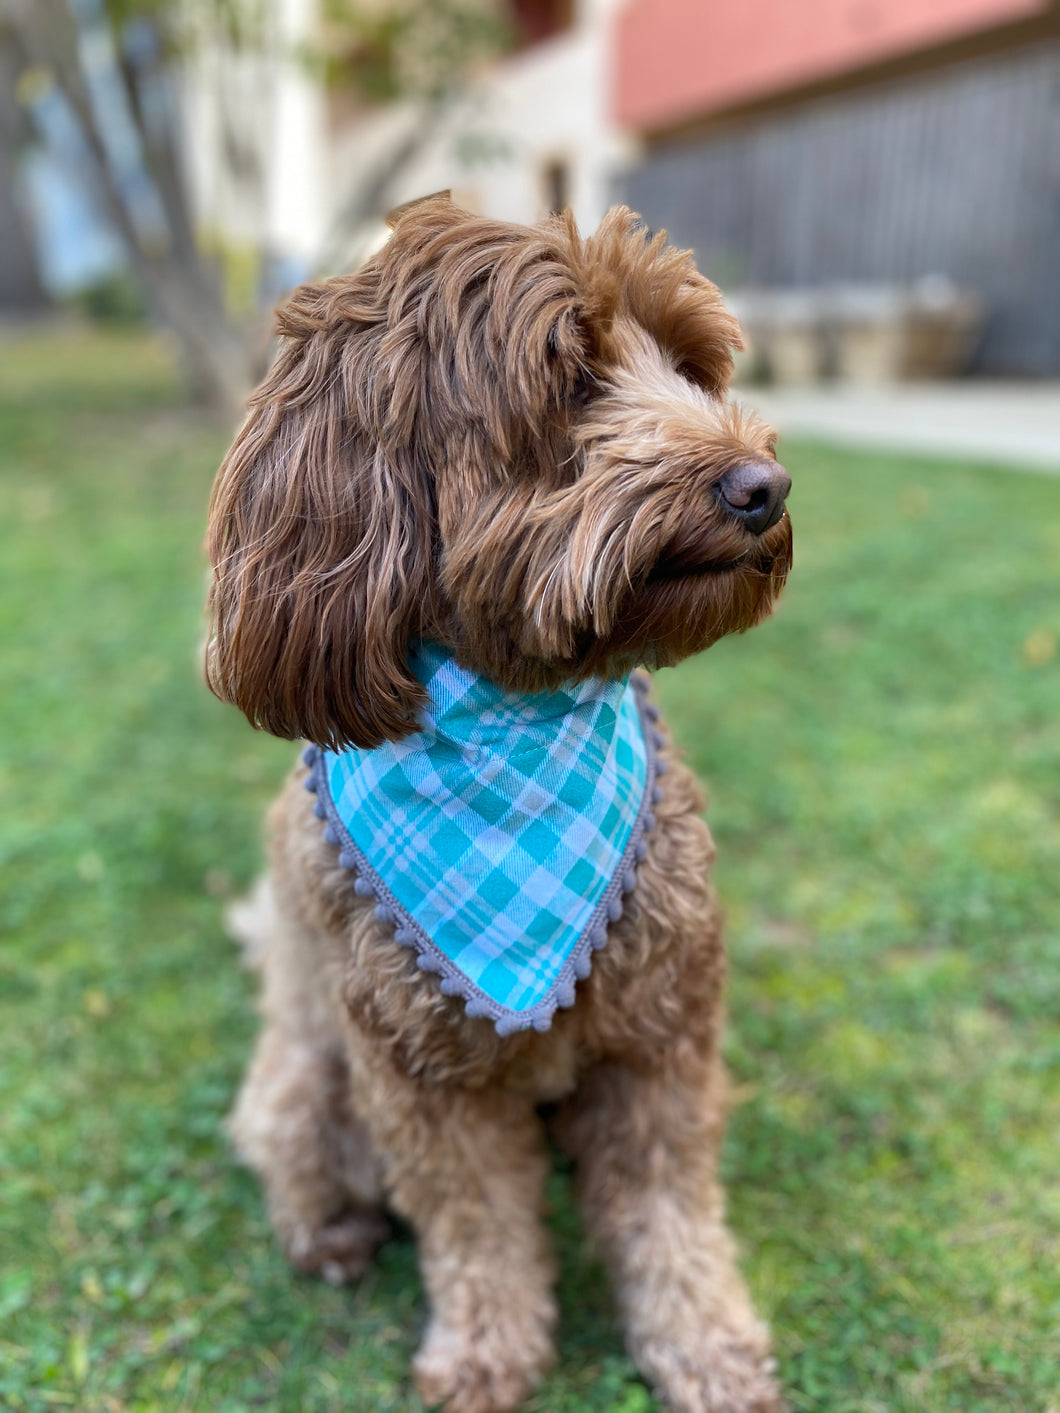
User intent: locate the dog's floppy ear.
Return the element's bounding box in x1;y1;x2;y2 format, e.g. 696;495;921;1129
205;274;434;751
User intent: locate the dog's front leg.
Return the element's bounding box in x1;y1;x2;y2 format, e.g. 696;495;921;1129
555;1053;780;1413
347;1031;557;1413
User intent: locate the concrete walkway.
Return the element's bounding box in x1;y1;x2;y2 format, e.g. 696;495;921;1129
736;381;1060;473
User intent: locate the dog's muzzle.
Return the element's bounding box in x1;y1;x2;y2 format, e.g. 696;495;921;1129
715;460;791;535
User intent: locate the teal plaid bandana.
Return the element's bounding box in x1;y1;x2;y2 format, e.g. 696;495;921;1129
304;641;663;1034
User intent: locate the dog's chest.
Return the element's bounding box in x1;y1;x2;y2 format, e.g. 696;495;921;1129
334;736;723;1088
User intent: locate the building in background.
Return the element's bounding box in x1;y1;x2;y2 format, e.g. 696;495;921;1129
201;0;1058;374
322;0;626;250
12;0;1058;374
613;0;1060;374
179;0;625;290
182;0;328;297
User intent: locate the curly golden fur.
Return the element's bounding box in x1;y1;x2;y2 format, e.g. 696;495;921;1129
206;197;793;1413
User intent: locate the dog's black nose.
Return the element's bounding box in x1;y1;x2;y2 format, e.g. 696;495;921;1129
716;460;791;536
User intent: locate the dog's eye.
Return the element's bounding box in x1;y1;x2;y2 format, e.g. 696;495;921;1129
569;367;599;410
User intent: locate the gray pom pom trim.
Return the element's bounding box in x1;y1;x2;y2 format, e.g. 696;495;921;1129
303;670;663;1037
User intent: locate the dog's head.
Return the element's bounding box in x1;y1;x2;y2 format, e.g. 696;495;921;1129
206;198;792;750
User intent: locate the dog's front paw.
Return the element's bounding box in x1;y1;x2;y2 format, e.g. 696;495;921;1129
413;1313;554;1413
636;1329;782;1413
282;1206;389;1285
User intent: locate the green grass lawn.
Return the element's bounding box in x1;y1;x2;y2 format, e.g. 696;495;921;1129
1;327;1058;1413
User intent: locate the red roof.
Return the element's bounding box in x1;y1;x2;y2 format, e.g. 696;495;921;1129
613;0;1048;133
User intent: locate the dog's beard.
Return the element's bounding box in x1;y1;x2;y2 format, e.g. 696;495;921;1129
525;452;792;658
610;528;791;663
440;474;791;689
570;509;792;676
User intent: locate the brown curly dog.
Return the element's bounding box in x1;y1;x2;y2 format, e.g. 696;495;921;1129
205;196;792;1413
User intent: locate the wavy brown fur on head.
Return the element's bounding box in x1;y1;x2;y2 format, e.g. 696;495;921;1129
206;197;791;750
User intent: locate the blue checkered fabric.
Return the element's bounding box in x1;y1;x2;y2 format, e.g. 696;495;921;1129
312;641;655;1033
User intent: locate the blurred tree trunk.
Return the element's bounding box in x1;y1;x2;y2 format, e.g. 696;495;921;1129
0;0;504;415
0;31;49;313
3;0;257;414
